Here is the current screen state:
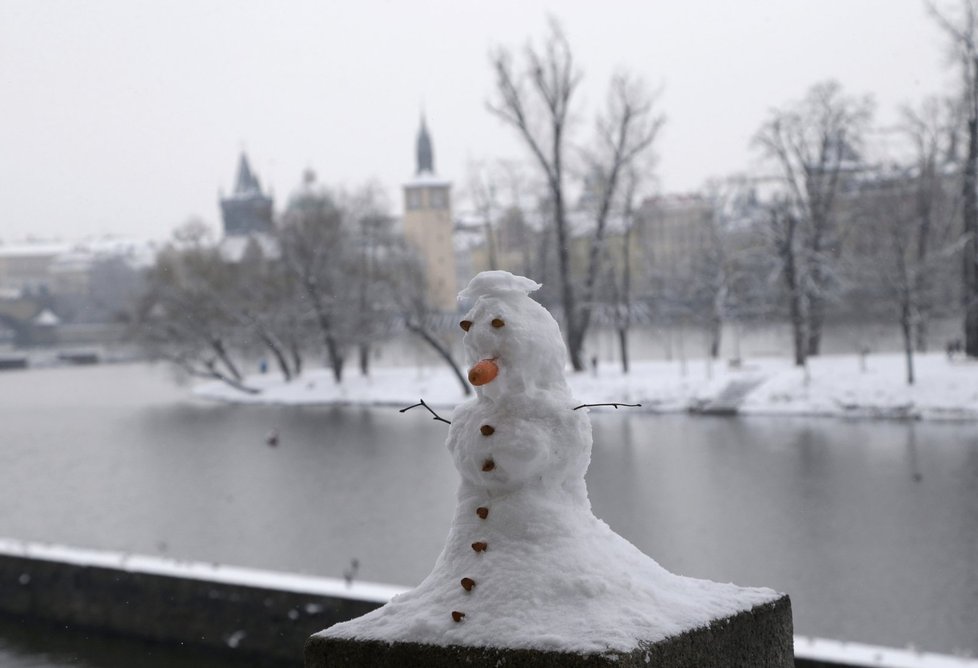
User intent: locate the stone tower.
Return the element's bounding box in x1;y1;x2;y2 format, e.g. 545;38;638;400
402;115;457;311
220;153;274;237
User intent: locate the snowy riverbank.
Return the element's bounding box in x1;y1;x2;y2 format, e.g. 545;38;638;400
194;352;978;421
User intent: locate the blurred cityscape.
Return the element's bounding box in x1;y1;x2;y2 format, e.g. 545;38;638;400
0;80;970;385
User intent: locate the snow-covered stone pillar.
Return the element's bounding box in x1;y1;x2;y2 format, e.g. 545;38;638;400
305;271;794;667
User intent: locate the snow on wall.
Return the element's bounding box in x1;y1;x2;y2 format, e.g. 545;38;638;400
0;537;406;604
794;636;978;668
1;537;975;667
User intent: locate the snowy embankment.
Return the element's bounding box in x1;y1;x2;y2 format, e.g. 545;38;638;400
194;352;978;421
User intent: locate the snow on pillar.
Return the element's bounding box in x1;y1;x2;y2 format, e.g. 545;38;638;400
306;271;793;667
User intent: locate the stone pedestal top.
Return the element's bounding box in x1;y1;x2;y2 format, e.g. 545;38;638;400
305;595;793;668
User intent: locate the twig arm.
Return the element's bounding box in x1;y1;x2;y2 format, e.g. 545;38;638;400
573;402;642;411
400;399;452;424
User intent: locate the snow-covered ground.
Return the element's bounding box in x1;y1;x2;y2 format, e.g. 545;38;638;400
194;352;978;421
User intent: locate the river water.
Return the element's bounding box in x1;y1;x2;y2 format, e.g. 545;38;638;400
0;362;976;664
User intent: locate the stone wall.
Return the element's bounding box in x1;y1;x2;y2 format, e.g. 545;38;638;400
1;542;969;668
0;546;384;665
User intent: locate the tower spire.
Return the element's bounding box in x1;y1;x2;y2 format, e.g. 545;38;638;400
416;113;434;175
220;152;274;237
234;152;261;195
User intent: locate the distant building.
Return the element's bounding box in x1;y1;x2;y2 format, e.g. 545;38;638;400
402;116;457;311
220;153;274;237
0;238;154;344
634;194;714;278
0;243;65;297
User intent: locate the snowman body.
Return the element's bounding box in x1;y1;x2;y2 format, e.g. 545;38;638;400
322;271;777;652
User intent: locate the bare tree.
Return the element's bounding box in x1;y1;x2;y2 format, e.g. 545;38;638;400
753;80;874;356
696;176;761;359
489;22;662;370
496;160;539;278
465;160;501;271
577;73;663;367
926;0;978;357
764;198;809;367
133;223;258;394
899;95;965;350
227;239;303;382
606;166;641;373
488;18;584;368
381;241;472;397
855;168;966;384
278;177;356;383
346;180;395;376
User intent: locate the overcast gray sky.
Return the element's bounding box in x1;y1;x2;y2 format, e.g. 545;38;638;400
0;0;954;243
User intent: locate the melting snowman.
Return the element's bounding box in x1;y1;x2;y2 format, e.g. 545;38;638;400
322;271;778;653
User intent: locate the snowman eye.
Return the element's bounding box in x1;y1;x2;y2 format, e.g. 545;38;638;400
491;318;505;328
460;320;472;332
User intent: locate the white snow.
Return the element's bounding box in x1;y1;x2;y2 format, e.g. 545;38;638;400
217;232;280;262
195;352;978;422
793;636;978;668
319;271;780;653
0;237;158;269
404;171;451;187
738;355;978;420
0;537;406;603
32;308;60;326
0;242;71;258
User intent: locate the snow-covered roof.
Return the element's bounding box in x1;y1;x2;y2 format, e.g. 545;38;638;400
0;242;71;258
218;232;280;262
33;309;60;326
404;170;451;188
0;238;158;268
49;251;95;274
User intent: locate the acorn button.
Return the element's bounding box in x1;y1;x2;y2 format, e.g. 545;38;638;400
452;611;465;622
471;541;488;553
461;577;475;592
476;507;489;519
480;425;495;436
482;459;495;472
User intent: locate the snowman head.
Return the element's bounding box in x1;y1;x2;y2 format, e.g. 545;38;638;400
458;271;569;399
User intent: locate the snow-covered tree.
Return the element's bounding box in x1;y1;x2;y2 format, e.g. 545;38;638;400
753;80;874;357
488;21;662;371
763;196;810;367
278;178;358;384
133;222;258;394
852;166;965;384
380;240;472;396
488;18;583;368
926;0;978;357
346;180;397;376
226;238;305;382
898;96;965;351
694;177;767;360
577;73;663;369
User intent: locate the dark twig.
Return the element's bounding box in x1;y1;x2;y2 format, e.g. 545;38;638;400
400;399;452;424
573;402;642;411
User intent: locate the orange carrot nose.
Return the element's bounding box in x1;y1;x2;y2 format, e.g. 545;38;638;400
468;358;499;386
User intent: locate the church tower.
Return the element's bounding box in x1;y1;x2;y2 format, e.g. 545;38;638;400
403;115;457;311
220;153;274;237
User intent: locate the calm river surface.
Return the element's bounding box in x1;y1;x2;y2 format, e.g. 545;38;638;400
0;362;976;665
